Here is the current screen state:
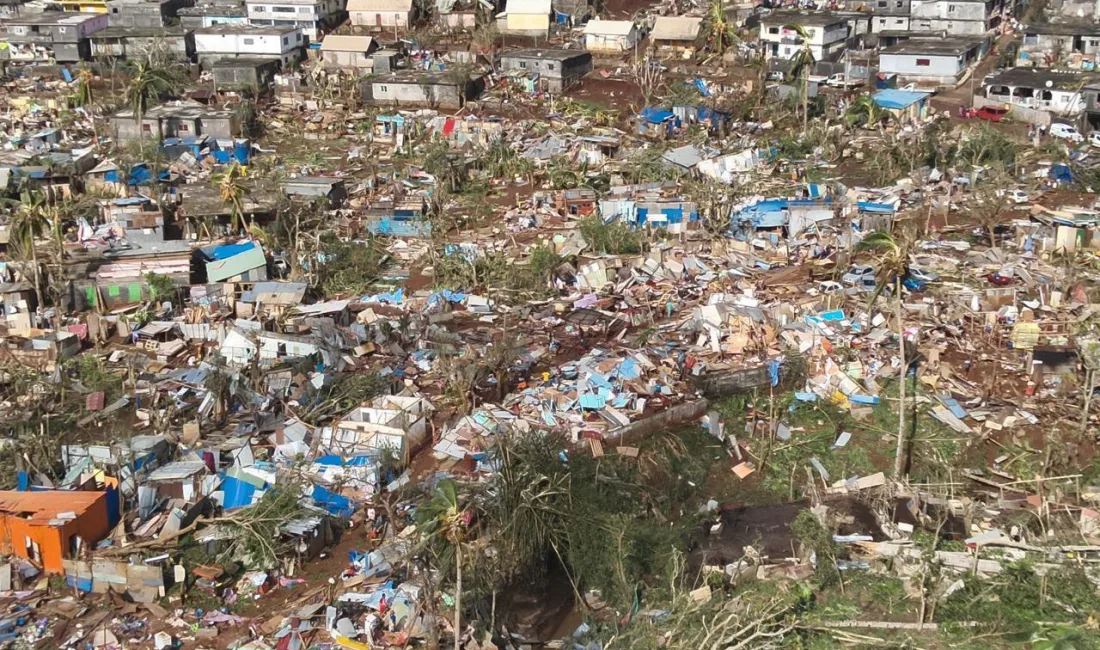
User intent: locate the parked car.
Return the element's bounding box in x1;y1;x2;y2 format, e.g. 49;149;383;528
1050;123;1085;144
1090;132;1100;148
1007;189;1030;204
975;106;1008;122
907;267;938;283
766;70;785;82
825;73;863;89
817;280;844;293
985;272;1015;286
841;264;875;285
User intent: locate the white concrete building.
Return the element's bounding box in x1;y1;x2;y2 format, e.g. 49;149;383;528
582;18;640;52
758;11;850;62
984;68;1090;116
347;0;414;30
878;36;986;85
909;0;1004;36
244;0;345;42
193;24;304;65
497;0;551;36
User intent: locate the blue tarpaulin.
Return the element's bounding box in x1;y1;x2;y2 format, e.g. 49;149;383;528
872;89;931;109
221;475;260;509
209;241;258;260
857;201;896;213
311;484;353;517
639;107;676;124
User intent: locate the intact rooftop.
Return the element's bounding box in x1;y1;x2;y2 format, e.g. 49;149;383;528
880;37;985;55
983;68;1100;90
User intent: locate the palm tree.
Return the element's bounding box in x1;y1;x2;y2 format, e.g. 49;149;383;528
856;230;913;480
72;67;101;150
123;58;182;157
416;479;470;650
783;23;816;133
212;163;247;234
8;187;48;311
844;94;892;130
704;0;738;56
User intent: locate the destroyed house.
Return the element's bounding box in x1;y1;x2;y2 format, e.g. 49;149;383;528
238;280;308;318
101;195;174;247
0;282;37;332
219;327;337;366
88;26;194;60
364;201;431;237
499;49;592;93
326;395;433;466
203;240;268;283
1;12;109;62
1018;22;1100;67
145;460;213;502
0;330;82;369
105;0;195;27
61;435;171;497
0;490;113;573
109;101;240;142
282;176;347;205
599;195;698;227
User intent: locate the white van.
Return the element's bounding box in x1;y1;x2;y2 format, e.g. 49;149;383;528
1050;123;1084;143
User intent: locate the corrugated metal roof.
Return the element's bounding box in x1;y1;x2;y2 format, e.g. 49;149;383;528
320;34;375;51
583;19;635;35
147;460;208;482
0;490;105;525
651;16;702;41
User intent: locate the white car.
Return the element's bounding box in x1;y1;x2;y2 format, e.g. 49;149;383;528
818;280;844;293
1090;132;1100;147
1050;123;1084;144
841;264;875;285
1007;189;1030;204
908;267;938;283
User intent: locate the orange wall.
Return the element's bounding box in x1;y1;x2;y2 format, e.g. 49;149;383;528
0;495;110;574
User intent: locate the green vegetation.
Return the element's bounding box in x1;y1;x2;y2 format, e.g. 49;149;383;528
579;216;645;255
939;562;1100;640
315;233;390;296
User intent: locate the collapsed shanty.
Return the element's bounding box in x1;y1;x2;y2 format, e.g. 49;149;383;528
1;0;1100;647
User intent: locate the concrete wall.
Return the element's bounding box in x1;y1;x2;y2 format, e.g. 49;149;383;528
874;15;910;29
973;94;1052;125
503;12;550;34
607;399;709;442
349;9;411;27
322;49;372;68
693;362;801;397
879;52;961;80
372;80;462;108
